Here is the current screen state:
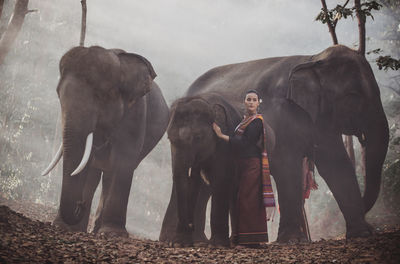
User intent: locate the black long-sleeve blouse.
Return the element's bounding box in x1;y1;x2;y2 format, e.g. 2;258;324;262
229;118;263;158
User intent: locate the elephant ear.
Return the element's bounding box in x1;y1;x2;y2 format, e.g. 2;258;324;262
287;61;323;123
113;50;157;107
263;120;276;155
213;103;229;134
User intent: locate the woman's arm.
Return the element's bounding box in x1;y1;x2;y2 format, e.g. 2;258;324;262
229;119;262;150
213;123;230;142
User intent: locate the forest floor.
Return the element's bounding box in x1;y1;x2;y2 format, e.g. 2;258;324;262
0;198;399;263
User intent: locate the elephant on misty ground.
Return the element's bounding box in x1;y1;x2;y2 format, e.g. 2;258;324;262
159;94;311;246
162;45;389;243
42;46;169;237
160;93;242;246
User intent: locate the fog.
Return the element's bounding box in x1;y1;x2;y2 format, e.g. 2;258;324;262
0;0;398;241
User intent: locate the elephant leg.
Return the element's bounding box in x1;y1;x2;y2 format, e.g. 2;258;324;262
159;181;178;242
94;167;134;237
172;166;204;247
273;150;307;243
187;168;202;238
192;181;211;245
92;171;111;234
54;167;101;232
159;175;210;245
209;163;230;247
315;133;371;238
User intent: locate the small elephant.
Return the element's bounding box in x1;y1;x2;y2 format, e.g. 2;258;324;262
182;45;389;242
160;92;240;247
159;92;277;247
42;46;169;237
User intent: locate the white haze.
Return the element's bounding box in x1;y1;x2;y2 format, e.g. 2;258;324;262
0;0;396;241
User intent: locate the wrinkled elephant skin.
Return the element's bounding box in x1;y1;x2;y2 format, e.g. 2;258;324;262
160;93;241;247
164;45;389;243
48;46;169;237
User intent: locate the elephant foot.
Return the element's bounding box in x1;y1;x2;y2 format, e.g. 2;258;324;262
161;234;193;248
52;215;88;233
277;227;308;244
192;233;210;248
168;231;193;248
209;235;230;248
162;229;209;248
193;232;209;244
346;221;373;239
96;225;129;238
193;242;209;248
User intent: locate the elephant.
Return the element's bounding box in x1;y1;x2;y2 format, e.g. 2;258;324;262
164;45;389;243
160;92;241;247
42;46;169;237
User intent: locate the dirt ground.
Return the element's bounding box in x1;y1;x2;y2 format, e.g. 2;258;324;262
0;199;399;263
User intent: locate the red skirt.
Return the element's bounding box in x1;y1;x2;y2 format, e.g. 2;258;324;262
235;157;268;244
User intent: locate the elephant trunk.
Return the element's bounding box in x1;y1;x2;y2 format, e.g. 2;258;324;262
362;106;389;213
171;144;195;234
58;110;97;225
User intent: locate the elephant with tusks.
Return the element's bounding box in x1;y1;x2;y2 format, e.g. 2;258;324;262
42;46;169;237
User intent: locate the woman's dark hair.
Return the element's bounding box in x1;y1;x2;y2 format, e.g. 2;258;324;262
244;89;260;101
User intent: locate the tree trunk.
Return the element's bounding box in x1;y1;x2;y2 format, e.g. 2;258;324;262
354;0;366;56
0;0;30;65
80;0;87;46
321;0;338;45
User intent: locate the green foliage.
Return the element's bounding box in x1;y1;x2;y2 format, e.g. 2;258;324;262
369;49;400;71
366;48;382;55
358;1;383;21
315;1;381;25
315;0;399;71
0;163;23;200
315;4;353;25
0;2;67;205
376;56;400;70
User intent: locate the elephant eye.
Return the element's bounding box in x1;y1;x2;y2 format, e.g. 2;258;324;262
175;113;189;123
194;134;202;141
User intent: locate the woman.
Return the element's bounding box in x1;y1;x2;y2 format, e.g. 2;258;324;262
213;89;275;247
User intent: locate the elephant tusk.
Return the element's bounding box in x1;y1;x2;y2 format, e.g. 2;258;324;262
41;144;63;176
71;132;93;176
200;170;210;186
357;132;367;147
188;167;192;178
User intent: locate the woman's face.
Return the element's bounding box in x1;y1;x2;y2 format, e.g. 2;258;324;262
244;92;260;114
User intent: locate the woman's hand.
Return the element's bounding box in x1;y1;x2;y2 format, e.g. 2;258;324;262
213;123;222;137
213;122;229;142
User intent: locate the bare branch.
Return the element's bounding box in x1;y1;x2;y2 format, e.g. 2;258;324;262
0;0;32;65
26;9;38;14
354;0;366;56
0;0;4;20
321;0;338;45
80;0;87;47
0;0;5;38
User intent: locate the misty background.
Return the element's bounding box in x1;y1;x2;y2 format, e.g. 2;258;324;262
0;0;399;241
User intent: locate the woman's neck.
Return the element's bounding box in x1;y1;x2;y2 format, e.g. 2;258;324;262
246;110;257;117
